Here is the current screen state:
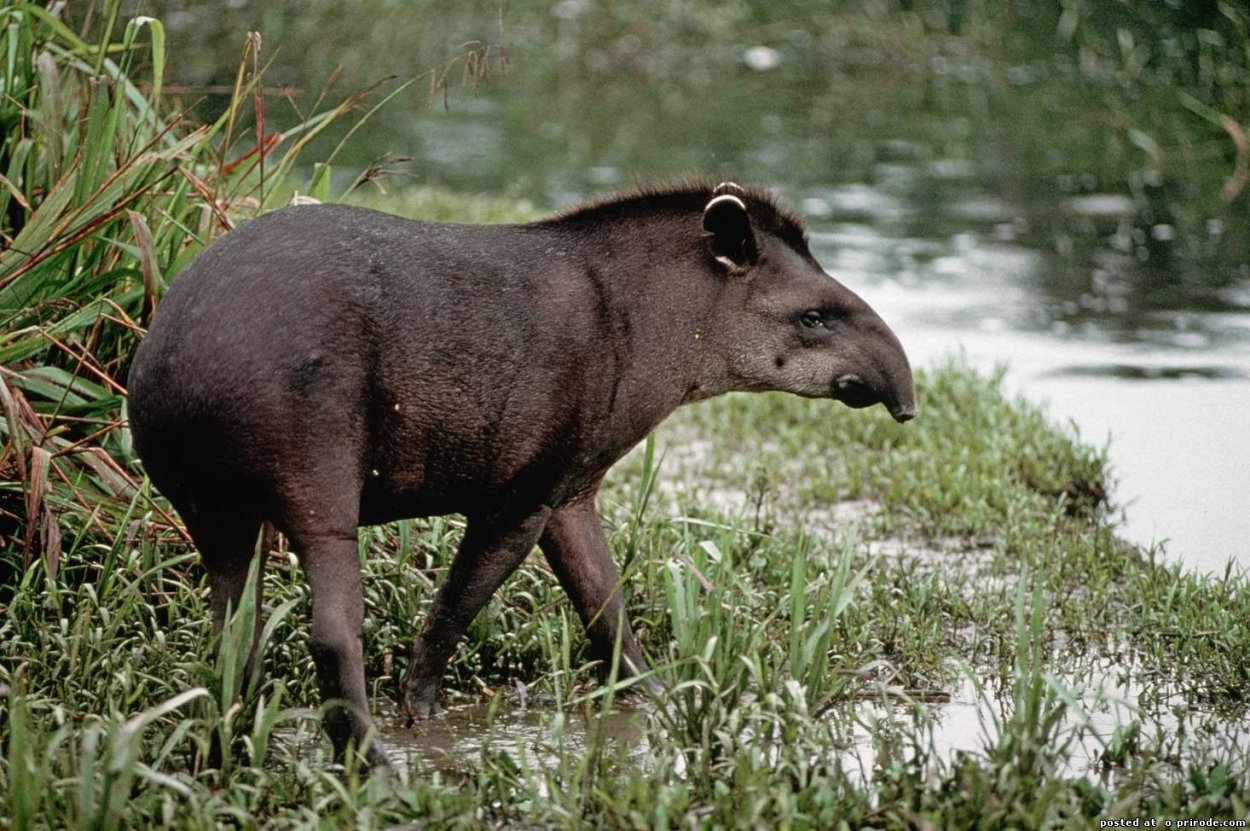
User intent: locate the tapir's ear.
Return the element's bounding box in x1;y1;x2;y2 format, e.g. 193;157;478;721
702;183;757;270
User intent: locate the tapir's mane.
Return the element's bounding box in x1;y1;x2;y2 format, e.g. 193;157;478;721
536;178;810;253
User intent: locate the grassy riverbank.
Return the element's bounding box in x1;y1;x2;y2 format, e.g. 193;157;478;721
3;355;1249;828
2;4;1248;828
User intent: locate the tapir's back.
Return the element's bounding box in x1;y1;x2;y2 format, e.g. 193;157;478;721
133;204;508;387
128;203;606;520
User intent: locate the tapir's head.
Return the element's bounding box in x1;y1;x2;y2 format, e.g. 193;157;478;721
701;182;916;423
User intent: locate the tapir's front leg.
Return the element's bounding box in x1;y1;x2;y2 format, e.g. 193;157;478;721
400;507;552;718
538;497;653;686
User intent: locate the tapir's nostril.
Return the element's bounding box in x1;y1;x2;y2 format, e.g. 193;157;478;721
890;404;917;423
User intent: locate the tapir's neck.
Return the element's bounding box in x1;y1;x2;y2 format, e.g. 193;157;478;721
557;212;733;450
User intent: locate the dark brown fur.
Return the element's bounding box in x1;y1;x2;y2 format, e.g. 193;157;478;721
127;181;914;769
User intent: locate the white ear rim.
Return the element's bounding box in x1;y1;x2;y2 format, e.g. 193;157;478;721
704;193;747;213
703;193;752;272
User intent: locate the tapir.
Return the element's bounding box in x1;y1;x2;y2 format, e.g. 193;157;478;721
127;180;915;769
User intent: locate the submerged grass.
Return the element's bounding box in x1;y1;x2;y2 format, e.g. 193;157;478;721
1;5;1249;829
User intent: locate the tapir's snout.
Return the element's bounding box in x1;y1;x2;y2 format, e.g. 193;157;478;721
833;370;916;422
880;361;918;423
830;308;917;424
889;392;917;423
883;338;918;423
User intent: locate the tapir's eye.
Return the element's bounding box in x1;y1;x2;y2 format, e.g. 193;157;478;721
800;309;824;329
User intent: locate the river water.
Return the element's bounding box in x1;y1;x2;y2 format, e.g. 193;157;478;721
156;5;1250;572
801;166;1250;574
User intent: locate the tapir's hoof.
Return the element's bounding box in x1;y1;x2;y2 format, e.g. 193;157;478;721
363;739;404;780
400;690;445;725
621;672;664;701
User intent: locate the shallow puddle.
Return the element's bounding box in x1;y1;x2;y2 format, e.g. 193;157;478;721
361;662;1248;785
844;662;1248;784
373;695;651;775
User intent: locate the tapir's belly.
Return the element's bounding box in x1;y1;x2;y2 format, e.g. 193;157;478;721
352;405;609;526
357;483;463;526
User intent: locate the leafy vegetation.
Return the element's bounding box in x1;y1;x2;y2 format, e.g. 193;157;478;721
1;4;1248;829
0;0;404;576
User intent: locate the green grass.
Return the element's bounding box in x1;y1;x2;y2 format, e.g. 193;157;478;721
4;364;1250;828
2;4;1249;829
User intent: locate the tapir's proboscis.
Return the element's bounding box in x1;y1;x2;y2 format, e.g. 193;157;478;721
127;181;915;770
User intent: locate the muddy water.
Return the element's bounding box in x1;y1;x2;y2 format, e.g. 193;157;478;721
371;667;1247;784
373;697;648;773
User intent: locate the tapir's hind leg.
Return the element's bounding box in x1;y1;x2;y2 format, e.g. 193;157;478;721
296;530;382;765
276;483;393;771
183;505;265;644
